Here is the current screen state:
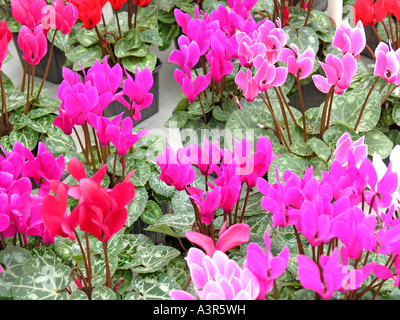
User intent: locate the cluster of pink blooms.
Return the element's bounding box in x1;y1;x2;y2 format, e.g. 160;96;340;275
54;58;151;157
0;141;65;245
170;0;268;103
156;135;276;224
258;133;400;299
12;0;79;66
168;131;400;300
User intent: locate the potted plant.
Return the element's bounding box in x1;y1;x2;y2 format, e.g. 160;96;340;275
0;6;77;159
64;0;164;125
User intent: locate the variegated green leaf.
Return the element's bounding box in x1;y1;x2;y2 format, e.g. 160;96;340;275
12;265;71;300
132;246;181;273
129;273;181;300
9;127;39;150
126;186;149;227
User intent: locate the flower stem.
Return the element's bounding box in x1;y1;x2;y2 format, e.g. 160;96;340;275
354;77;379;131
239;185;250;223
0;71;10;135
34;29;57;104
293;225;305;255
82;123;97;171
74;231;93;299
115;10;122;38
296;72;307;142
273;86;292;145
24;64;31;115
103;241;112;288
73;127;88;163
319;85;335;139
198;97;208;125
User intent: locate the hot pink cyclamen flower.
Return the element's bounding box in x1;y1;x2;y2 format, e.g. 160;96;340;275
297;247;375;299
17;24;48;65
243;232;289;300
105;117;150;156
156;145;196;191
11;0;47;31
118;67;154;121
187;186;221;224
52;0;79;34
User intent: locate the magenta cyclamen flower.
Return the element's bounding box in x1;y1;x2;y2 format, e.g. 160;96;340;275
312;53;357;95
105;117;149;156
118;67;153;121
278;44;315;79
184;138;221;175
332;20;366;59
87;113;124;146
297;247;375;299
206;34;234;83
54;80;99;133
17;24;48;65
174;68;211;103
185;221;250;257
170;248;260;300
22;142;65;196
11;0;47;31
374;42;400;84
228;0;258;20
156;145;196;191
187;186;221;224
168;39;201;72
243;232;289;300
52;0;79;35
224;136;277;188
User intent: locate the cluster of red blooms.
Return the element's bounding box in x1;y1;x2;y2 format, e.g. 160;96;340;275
352;0;400;26
69;0;152;30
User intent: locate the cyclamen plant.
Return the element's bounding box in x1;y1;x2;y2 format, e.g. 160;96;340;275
54;57;152;182
165;132;400;300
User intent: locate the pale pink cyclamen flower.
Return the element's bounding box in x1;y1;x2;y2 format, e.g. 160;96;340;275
278;44;315;79
374;42;400;84
332;20;366;59
312;53;357;94
170;248;260;300
255;19;287;65
236;31;267;67
334;133;368;168
185;221;250;257
372;145;400;210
